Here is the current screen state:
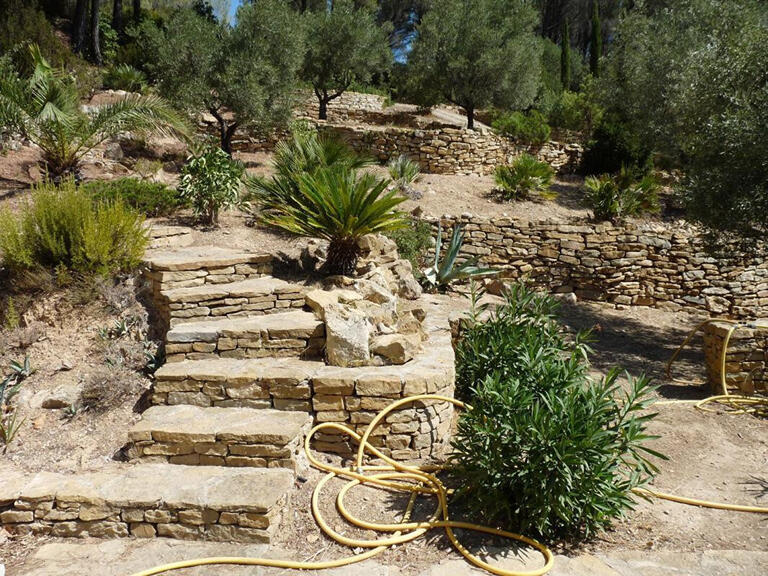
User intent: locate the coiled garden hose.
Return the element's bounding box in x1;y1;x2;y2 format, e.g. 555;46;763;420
128;392;768;576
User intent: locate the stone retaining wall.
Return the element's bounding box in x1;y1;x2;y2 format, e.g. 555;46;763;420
323;124;582;175
703;320;768;394
300;92;386;122
227;121;581;176
428;215;768;319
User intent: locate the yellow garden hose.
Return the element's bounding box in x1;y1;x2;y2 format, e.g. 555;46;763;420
665;318;768;415
128;393;768;576
129;395;554;576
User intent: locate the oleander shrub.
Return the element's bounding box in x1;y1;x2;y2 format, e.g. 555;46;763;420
585;167;660;222
0;181;149;277
83;178;185;217
494;154;554;200
451;283;663;538
178;147;244;226
102;64;146;93
492;110;551;145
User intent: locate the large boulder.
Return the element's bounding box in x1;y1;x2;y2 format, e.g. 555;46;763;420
371;333;421;365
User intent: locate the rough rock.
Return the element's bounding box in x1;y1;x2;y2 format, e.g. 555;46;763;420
371;334;421;365
324;305;370;367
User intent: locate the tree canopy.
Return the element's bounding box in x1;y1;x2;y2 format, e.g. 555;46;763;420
406;0;542;129
148;0;303;152
599;0;768;243
301;0;392;120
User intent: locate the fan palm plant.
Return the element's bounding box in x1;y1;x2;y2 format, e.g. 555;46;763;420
0;44;188;180
262;165;407;275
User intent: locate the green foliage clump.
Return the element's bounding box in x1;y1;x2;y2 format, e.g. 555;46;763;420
0;181;149;277
550;90;602;134
494;154;554;201
387;154;421;199
102;64;146;92
82;178;185;217
301;0;392;120
178;147;244;226
598;0;767;243
451;283;663;538
385;217;432;275
406;0;542;130
422;223;496;292
491;110;551;145
584;168;660;222
580;116;650;176
0;44;188;179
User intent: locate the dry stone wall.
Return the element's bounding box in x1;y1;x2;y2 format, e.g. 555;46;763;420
428;215;768;319
300;92;386;122
322;124;582;175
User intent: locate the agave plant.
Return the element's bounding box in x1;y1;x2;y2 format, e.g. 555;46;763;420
423;223;497;292
0;44;188;179
262;165;406;275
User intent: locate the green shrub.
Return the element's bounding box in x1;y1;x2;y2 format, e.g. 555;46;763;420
386;217;432;274
178;147;244;226
83;178;184;217
451;284;663;538
102;64;146;93
0;181;149;276
549;90;602;134
584;168;660;222
494;154;554;200
491;110;551;145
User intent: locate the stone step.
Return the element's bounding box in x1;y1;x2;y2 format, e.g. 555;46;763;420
143;246;274;295
128;405;311;470
158;277;307;327
165;311;325;362
0;463;293;542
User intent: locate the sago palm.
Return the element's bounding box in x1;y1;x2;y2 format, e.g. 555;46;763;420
262;165;407;275
0;44;188;179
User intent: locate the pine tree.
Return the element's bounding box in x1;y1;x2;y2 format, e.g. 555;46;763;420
590;0;602;76
560;19;571;90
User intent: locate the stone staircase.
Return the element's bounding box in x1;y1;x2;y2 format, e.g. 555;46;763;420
0;245;456;545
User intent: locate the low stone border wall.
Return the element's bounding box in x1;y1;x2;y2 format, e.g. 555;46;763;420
427;215;768;319
0;465;290;542
703;320;768;394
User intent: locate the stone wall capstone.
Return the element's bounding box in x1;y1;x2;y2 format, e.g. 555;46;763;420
428;215;768;319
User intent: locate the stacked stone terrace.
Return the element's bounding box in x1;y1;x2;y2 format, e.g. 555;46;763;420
703;320;768;395
1;240;456;543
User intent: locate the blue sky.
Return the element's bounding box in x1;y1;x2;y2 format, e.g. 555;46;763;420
226;0;245;22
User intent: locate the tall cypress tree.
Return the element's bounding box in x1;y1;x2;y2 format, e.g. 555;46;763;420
560;19;571;90
590;0;602;76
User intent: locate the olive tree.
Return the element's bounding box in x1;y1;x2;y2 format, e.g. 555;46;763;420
301;0;392;120
150;1;303;153
601;0;768;244
406;0;542;129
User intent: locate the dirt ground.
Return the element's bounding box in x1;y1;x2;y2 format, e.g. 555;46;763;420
1;144;766;574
